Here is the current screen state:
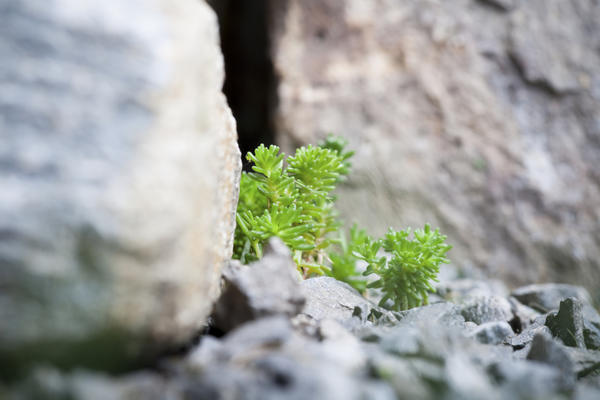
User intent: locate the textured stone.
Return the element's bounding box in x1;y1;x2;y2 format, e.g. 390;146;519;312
577;385;600;400
189;316;295;366
397;302;467;329
300;277;396;330
460;296;513;325
378;326;422;356
509;319;551;350
512;284;599;323
7;278;600;399
563;347;600;380
445;353;501;400
0;0;241;376
545;298;586;348
436;279;508;303
487;360;567;399
507;296;541;332
477;0;514;11
367;352;442;400
370;312;514;400
1;367;170;400
509;0;598;94
270;0;600;304
212;238;305;332
584;321;600;350
527;331;576;390
186;316;394;400
470;321;514;345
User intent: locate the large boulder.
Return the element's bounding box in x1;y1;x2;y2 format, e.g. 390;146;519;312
269;0;600;303
0;0;241;376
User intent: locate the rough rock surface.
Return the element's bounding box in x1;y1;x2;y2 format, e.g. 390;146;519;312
300;276;397;330
487;359;566;399
546;298;586;348
436;278;508;302
269;0;600;303
526;331;577;391
3;275;600;399
460;295;513;325
470;321;514;345
212;238;305;332
584;321;600;350
512;284;599;321
0;0;241;375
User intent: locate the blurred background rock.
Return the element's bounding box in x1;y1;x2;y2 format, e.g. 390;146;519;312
212;0;600;306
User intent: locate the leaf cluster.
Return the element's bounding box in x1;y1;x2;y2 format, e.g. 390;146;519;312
326;224;370;292
233;136;354;277
354;224;452;311
234;136;452;310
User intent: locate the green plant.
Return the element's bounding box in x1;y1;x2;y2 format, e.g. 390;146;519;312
233;136;353;276
353;225;451;311
326;224;371;292
233;136;452;310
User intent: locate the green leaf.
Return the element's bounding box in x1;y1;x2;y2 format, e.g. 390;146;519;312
246;144;284;178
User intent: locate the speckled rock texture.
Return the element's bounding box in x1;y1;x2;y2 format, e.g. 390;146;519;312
0;0;241;375
269;0;600;304
4;277;600;400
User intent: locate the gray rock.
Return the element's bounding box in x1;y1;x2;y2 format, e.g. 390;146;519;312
477;0;514;11
300;277;396;330
445;353;501;400
368;351;442;400
186;356;394;400
188;316;295;368
436;279;509;303
509;316;551;349
270;0;600;306
367;324;458;399
10;277;600;400
507;296;541;331
378;326;422;357
3;367;170;400
509;0;597;94
381;309;510;366
315;319;368;372
212;238;305;332
562;347;600;380
469;321;514;345
460;296;513;325
0;0;241;376
192;315;370;377
488;360;568;399
546;297;586;348
512;284;595;314
187;316;392;400
370;312;513;400
576;385;600;400
223;316;295;355
397;302;467;329
526;331;576;390
360;302;470;349
584;321;600;350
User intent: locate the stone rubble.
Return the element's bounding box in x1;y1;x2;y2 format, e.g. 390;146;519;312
5;247;600;400
212;238;305;332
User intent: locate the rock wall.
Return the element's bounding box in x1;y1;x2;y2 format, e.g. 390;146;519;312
0;0;240;376
269;0;600;303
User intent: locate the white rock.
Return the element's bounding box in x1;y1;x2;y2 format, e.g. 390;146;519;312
0;0;240;372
